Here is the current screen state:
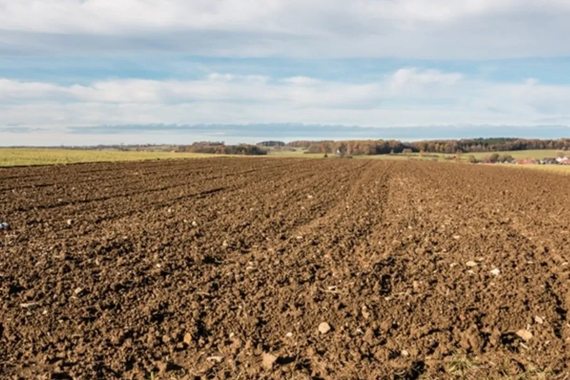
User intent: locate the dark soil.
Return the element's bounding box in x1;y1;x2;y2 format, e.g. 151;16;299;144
1;158;570;379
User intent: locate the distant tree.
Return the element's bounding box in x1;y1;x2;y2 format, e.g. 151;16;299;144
337;142;347;157
467;155;478;164
189;142;266;155
257;141;285;147
306;143;322;153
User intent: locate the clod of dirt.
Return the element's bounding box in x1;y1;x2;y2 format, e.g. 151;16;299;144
183;333;192;345
262;352;277;370
156;361;178;373
401;350;410;357
490;268;501;276
412;281;420;292
363;328;374;344
535;316;544;325
191;221;198;227
74;287;84;295
285;332;293;338
516;329;533;341
156;362;167;373
66;219;73;226
466;261;478;267
318;322;331;334
460;325;483;351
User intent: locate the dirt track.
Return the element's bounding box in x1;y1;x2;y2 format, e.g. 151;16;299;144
1;158;570;379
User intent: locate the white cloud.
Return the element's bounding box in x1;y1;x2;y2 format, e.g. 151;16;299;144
208;73;235;82
1;0;570;58
282;77;321;86
1;69;570;131
388;68;464;94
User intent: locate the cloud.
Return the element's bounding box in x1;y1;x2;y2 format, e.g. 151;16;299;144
1;68;570;133
1;0;570;58
282;76;321;86
388;68;464;94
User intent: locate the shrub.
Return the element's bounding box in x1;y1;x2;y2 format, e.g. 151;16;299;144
488;153;500;163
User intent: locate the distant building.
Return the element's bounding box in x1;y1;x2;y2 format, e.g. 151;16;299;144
542;158;559;165
516;159;537;165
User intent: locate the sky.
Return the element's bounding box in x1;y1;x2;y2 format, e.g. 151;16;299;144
1;0;570;145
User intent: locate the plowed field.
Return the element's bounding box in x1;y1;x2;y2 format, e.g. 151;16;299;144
1;158;570;379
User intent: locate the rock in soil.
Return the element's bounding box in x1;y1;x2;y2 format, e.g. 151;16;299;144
262;352;277;370
516;329;534;341
318;322;331;334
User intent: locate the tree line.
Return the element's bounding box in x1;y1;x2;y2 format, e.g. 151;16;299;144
164;137;570;156
188;142;267;155
280;138;570;155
